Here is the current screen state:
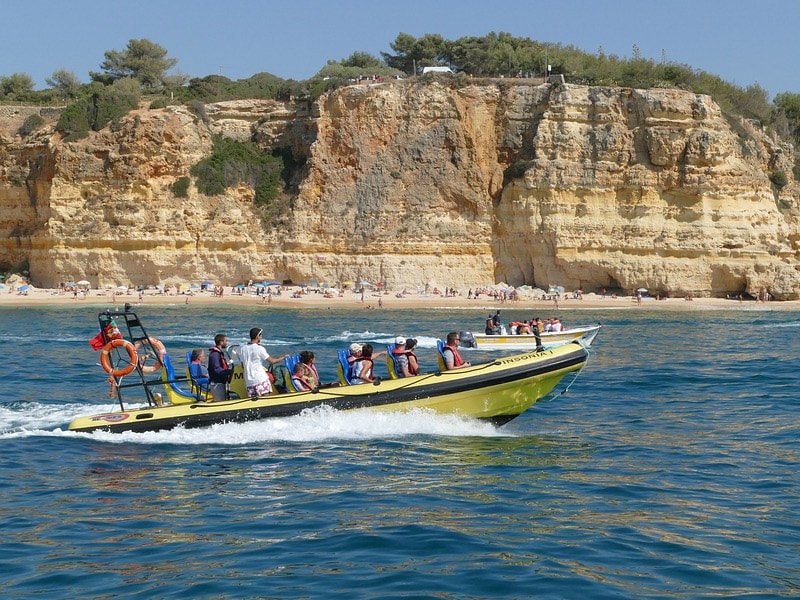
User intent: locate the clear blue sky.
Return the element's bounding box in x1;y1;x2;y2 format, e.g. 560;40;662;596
2;0;797;99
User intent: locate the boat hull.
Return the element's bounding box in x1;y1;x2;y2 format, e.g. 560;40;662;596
68;342;589;433
468;324;601;350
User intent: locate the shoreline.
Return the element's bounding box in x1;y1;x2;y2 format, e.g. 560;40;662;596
0;286;796;312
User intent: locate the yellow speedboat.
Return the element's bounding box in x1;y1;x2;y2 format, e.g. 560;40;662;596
69;308;591;434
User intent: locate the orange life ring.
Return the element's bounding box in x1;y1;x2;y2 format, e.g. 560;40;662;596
134;337;166;373
100;338;137;377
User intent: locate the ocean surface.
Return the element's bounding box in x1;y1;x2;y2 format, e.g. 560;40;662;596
1;301;798;599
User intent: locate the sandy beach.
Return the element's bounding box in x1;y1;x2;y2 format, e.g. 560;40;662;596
0;284;796;312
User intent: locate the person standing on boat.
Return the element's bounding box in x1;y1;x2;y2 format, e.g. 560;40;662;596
443;332;470;369
208;333;233;402
239;327;289;398
485;311;502;335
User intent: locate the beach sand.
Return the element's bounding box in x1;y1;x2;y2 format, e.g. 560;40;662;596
0;285;794;312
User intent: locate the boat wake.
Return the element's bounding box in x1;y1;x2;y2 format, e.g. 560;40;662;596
1;402;506;444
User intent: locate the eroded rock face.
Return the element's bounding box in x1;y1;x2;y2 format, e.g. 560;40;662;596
0;82;798;298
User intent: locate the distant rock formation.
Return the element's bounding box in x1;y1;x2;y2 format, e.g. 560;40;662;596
1;80;798;298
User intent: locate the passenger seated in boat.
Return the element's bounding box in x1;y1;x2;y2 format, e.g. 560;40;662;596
299;349;339;388
442;332;470;369
391;336;415;378
292;362;314;390
189;349;210;379
350;343;384;384
347;342;362;368
404;338;420;376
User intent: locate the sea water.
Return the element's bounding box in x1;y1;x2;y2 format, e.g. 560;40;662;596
1;302;798;598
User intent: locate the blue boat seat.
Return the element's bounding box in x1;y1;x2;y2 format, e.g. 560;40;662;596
159;352;206;404
386;344;401;379
186;351;210;397
337;349;352;385
436;340;447;371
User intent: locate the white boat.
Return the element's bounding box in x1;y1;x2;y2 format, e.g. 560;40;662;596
459;324;601;350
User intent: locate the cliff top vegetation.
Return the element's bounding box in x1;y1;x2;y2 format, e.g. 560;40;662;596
3;33;799;152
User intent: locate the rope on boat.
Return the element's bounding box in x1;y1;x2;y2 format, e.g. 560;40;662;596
107;375;119;398
557;346;590;396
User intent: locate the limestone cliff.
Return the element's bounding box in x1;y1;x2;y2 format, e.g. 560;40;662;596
1;81;798;298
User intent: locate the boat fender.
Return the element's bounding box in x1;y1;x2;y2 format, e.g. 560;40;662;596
100;338;138;377
459;331;477;348
134;337;166;373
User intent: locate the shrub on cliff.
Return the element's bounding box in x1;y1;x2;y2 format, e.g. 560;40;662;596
18;114;45;137
171;176;190;198
190;136;283;207
56;79;140;140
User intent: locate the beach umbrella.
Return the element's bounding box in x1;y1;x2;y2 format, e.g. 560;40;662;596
116;285;128;292
190;284;200;289
19;284;30;291
77;280;90;286
636;288;648;293
342;281;354;286
253;283;265;288
0;284;5;289
310;281;319;287
265;280;280;286
298;283;307;288
202;280;213;286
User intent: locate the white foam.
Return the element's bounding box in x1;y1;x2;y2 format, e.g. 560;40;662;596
4;404;507;444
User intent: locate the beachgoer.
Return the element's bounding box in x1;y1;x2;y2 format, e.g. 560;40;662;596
442;332;470;369
207;333;233;402
238;327;289;398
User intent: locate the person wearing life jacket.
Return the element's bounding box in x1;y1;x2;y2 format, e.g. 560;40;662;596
351;343;377;384
292;362;314;390
208;334;233;402
443;332;471;370
299;349;339;388
392;336;416;378
405;338;420;376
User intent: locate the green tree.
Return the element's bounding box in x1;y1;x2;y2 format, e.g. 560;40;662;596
94;38;177;88
0;72;35;99
774;92;800;143
46;69;82;100
382;33;445;74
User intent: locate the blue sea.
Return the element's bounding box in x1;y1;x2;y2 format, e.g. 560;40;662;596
1;301;799;599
